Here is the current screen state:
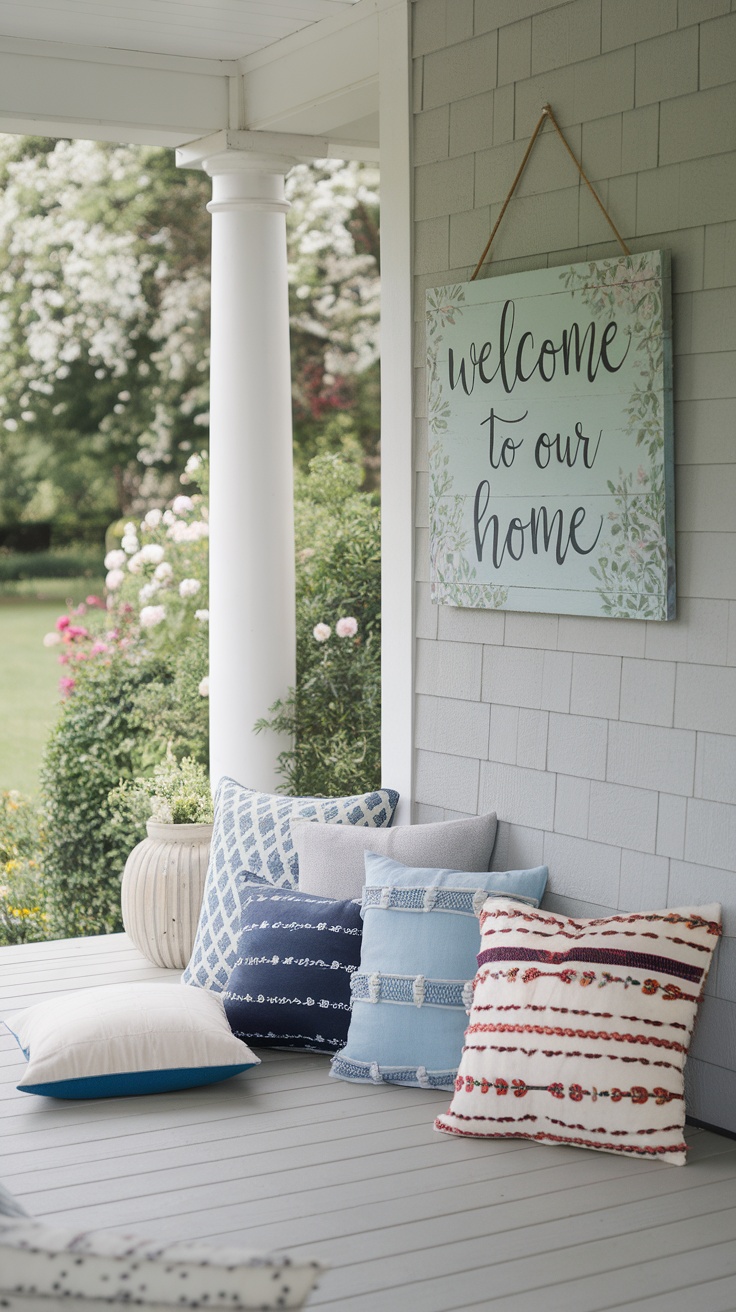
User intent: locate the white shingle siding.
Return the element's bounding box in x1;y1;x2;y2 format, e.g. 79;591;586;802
411;0;736;1130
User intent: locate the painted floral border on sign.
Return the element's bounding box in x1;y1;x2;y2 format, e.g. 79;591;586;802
426;252;675;621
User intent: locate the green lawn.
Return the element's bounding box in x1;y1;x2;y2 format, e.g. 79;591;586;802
0;580;104;796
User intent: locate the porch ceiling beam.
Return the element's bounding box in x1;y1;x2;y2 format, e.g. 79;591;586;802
176;128;379;168
238;0;379;141
0;40;231;145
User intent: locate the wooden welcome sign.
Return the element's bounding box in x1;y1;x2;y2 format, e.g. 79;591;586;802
426;251;675;620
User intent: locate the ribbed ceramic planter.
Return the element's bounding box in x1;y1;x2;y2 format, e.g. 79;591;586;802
121;820;213;969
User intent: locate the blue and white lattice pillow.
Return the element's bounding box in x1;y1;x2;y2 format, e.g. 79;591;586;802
183;777;399;992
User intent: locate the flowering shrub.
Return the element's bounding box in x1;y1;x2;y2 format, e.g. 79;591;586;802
104;451;209;664
256;453;381;797
0;791;49;946
39;453;211;936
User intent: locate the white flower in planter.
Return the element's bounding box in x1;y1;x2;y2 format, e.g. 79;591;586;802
194;609;209;623
140;605;166;628
127;552;144;574
143;507;163;528
105;568;125;590
121;533;139;554
139;581;159;604
104;548;126;570
154;561;173;582
179;578;201;599
313;623;331;642
198;676;210;697
336;616;358;637
172;494;194;514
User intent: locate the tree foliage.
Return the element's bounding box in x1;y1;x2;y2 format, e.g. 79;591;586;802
0;137;211;538
0;140;381;540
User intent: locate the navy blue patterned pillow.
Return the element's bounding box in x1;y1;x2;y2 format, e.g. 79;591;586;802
222;889;363;1055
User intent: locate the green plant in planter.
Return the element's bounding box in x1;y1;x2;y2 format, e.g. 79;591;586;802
111;753;213;827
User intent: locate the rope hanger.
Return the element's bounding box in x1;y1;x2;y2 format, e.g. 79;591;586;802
470;103;630;282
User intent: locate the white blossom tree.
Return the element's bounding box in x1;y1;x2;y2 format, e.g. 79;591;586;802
0;138;380;538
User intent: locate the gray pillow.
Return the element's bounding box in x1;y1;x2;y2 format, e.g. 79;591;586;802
0;1181;27;1218
294;812;497;900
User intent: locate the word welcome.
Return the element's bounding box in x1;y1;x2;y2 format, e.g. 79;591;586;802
448;298;631;396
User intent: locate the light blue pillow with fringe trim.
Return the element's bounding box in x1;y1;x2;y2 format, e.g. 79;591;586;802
330;853;547;1090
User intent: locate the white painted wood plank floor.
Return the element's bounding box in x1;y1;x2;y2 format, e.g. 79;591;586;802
2;933;736;1312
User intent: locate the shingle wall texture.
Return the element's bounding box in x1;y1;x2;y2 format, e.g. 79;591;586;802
411;0;736;1132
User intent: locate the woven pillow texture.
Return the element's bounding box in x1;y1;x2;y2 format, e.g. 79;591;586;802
3;982;259;1099
0;1216;324;1310
435;898;722;1165
293;811;498;900
222;888;363;1054
183;776;399;991
331;854;548;1090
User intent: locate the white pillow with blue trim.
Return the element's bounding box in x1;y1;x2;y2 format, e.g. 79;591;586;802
3;982;259;1099
331;853;548;1090
183;776;399;992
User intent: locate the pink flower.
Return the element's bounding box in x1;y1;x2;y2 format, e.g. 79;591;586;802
336;616;358;638
56;615;70;631
75;603;87;616
90;641;109;656
59;676;75;695
313;623;331;642
66;625;89;640
86;595;103;608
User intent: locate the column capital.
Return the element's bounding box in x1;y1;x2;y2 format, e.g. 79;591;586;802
175;128;379;172
204;154;294;215
177;132;298;215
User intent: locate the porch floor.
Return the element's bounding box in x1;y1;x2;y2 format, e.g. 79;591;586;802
2;934;736;1311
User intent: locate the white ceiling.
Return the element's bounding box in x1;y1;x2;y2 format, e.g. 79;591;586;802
0;0;362;63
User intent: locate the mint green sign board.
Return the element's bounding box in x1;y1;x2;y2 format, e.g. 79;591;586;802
427;251;675;620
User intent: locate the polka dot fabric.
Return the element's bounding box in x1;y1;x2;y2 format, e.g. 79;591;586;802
0;1216;324;1309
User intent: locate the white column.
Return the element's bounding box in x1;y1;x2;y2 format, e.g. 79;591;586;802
202;150;297;792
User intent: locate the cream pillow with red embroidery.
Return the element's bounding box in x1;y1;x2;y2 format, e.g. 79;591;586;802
435;898;721;1165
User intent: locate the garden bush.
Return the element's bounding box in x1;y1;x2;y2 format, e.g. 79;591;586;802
0;546;103;582
0;790;49;946
257;453;381;797
39;456;210;936
40;654;171;938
